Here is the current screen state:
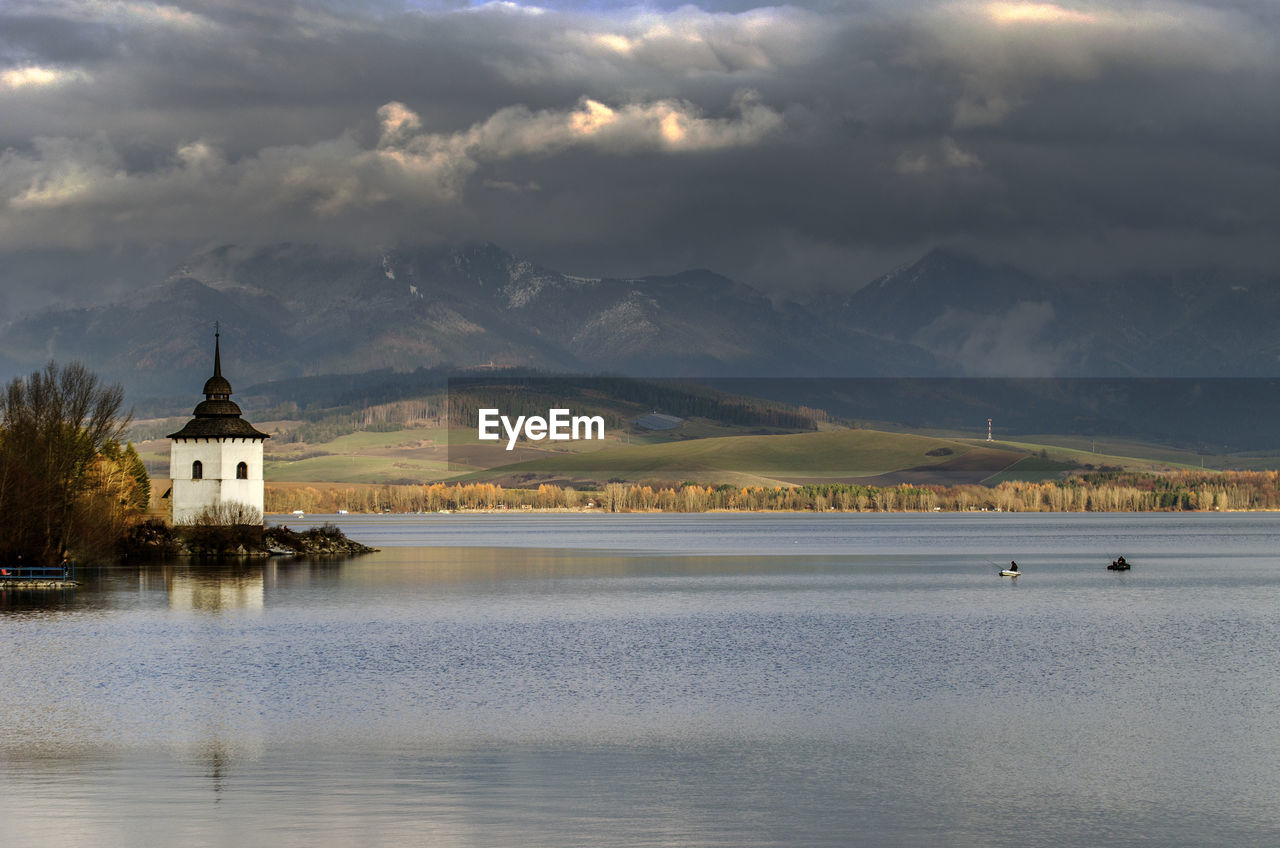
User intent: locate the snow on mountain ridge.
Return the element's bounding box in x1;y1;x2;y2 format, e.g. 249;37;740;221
500;258;563;309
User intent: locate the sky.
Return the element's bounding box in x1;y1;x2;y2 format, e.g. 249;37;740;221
1;0;1277;314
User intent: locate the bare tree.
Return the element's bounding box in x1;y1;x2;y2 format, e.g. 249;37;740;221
0;362;130;565
176;502;264;555
181;501;263;527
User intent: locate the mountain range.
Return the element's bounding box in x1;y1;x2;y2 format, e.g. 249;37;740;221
1;243;1277;400
811;250;1280;379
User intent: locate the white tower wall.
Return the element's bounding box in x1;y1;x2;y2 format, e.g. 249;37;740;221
170;437;266;523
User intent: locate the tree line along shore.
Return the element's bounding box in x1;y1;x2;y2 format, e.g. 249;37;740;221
265;470;1280;515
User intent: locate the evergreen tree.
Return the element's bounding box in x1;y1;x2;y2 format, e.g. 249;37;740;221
123;442;151;510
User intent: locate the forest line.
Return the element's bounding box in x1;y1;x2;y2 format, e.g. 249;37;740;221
264;470;1280;515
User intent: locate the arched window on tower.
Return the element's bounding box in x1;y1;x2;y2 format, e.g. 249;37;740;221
236;461;248;480
192;460;203;480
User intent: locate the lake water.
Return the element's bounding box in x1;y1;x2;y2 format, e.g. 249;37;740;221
3;513;1280;847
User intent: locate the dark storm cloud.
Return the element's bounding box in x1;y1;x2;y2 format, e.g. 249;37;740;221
0;0;1277;298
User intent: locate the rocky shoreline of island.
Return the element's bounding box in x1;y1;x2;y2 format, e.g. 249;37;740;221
124;519;377;559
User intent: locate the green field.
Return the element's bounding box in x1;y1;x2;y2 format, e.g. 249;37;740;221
461;428;1031;485
264;454;452;483
972;438;1201;474
980;455;1081;485
253;424;1184;487
142;404;1280;489
994;434;1280;471
267;428;445;455
263;428;452;482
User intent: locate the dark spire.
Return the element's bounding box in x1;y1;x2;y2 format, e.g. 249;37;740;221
168;323;269;441
213;321;222;379
202;324;233;399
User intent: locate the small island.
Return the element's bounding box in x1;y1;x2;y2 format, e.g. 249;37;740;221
0;346;374;579
140;329;375;559
125;518;375;559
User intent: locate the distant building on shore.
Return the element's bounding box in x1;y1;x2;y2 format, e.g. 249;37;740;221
167;329;269;524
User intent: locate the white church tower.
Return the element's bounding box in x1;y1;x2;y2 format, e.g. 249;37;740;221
167;329;269;524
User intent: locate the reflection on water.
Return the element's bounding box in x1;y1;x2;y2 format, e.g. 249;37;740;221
199;738;233;802
3;514;1280;847
82;559;350;610
166;571;264;612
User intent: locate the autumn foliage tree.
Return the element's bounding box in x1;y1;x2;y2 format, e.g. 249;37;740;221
0;362;136;565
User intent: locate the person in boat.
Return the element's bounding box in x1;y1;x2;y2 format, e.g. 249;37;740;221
1115;555;1126;566
1009;561;1019;572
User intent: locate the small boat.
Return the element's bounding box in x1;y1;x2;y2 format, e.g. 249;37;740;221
1107;559;1131;571
999;569;1021;578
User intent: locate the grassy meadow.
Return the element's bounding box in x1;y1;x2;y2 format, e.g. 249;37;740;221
131;388;1270;494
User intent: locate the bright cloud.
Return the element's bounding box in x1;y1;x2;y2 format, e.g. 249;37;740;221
562;6;824;75
462;1;548;17
0;66;88;90
984;2;1098;26
379;91;781;165
0;93;783;248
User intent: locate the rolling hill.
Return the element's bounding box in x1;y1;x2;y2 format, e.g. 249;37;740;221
461;429;1031;487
